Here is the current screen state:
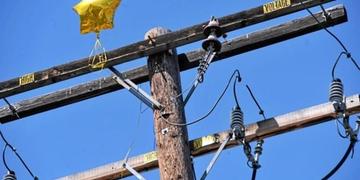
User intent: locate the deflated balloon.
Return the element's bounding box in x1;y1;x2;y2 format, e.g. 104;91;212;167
73;0;121;34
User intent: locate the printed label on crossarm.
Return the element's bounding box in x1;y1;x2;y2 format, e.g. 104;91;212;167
192;135;217;151
143;151;157;163
263;0;291;14
19;73;35;86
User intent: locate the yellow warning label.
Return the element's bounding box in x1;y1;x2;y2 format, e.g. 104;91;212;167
143;151;157;163
19;73;35;86
192;135;217;150
263;0;291;14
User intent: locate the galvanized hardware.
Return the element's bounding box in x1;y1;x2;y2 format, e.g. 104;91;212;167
109;66;162;110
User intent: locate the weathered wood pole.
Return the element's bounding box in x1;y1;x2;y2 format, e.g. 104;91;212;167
146;27;194;180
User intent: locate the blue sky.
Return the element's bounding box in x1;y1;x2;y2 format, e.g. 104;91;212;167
0;0;359;179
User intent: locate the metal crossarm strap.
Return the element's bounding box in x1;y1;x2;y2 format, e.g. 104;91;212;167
109;66;162;110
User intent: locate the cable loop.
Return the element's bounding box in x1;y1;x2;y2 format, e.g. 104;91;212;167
160;69;241;126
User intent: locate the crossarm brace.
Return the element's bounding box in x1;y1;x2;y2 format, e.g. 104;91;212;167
200;135;231;180
109;67;162;110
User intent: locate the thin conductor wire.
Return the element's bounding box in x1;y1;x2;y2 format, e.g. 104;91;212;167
0;131;37;179
160;70;241;126
123;90;145;163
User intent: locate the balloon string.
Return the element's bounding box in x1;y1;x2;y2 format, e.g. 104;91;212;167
89;33;107;70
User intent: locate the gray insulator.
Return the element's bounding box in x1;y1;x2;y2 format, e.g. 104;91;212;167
329;78;344;103
3;172;16;180
231;106;245;139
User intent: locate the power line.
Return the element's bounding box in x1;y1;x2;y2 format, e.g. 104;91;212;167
160;69;241;126
245;85;267;120
299;1;360;79
0;131;38;179
331;51;360;79
322;139;356;180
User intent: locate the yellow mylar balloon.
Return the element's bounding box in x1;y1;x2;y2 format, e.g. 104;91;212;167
73;0;121;34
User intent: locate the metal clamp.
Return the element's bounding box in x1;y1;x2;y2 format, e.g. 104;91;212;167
109;67;163;110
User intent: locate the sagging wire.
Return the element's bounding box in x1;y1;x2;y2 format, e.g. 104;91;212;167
326;69;358;179
322;116;360;180
332;51;360;80
298;2;360;178
299;1;360;78
160;70;241;126
0;131;38;179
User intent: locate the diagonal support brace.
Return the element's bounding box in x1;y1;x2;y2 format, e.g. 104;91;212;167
109;67;162;110
200;135;231;180
123;162;146;180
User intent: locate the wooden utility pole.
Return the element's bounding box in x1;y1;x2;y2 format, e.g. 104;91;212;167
59;94;360;179
146;27;194;180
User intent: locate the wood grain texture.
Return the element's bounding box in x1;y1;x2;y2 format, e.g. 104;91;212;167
147;27;194;180
58;94;360;180
0;5;347;124
0;0;333;98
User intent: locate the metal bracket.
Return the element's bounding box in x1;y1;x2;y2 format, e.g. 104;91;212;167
109;67;162;110
123;162;146;180
200;135;231;180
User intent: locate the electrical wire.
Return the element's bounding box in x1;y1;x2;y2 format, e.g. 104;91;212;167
245;85;266;120
322;140;356;180
331;51;360;79
0;131;37;179
251;168;257;180
3;144;11;172
123;93;145;163
160;69;241;126
299;1;360;79
233;74;241;108
335;118;349;139
3;98;20;119
243;84;267;180
299;1;348;52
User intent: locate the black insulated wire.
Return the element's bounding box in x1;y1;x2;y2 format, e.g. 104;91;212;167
2;98;20;119
322;140;356;180
245;85;266;120
299;1;360;78
251;168;257;180
0;131;37;179
160;69;241;126
3;144;11;172
299;1;348;52
332;51;360;80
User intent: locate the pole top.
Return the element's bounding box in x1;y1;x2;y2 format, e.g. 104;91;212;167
144;27;172;40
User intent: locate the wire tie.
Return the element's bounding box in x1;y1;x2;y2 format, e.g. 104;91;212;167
147;35;156;45
320;4;331;21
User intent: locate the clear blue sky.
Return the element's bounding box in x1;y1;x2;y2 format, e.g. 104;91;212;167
0;0;359;179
